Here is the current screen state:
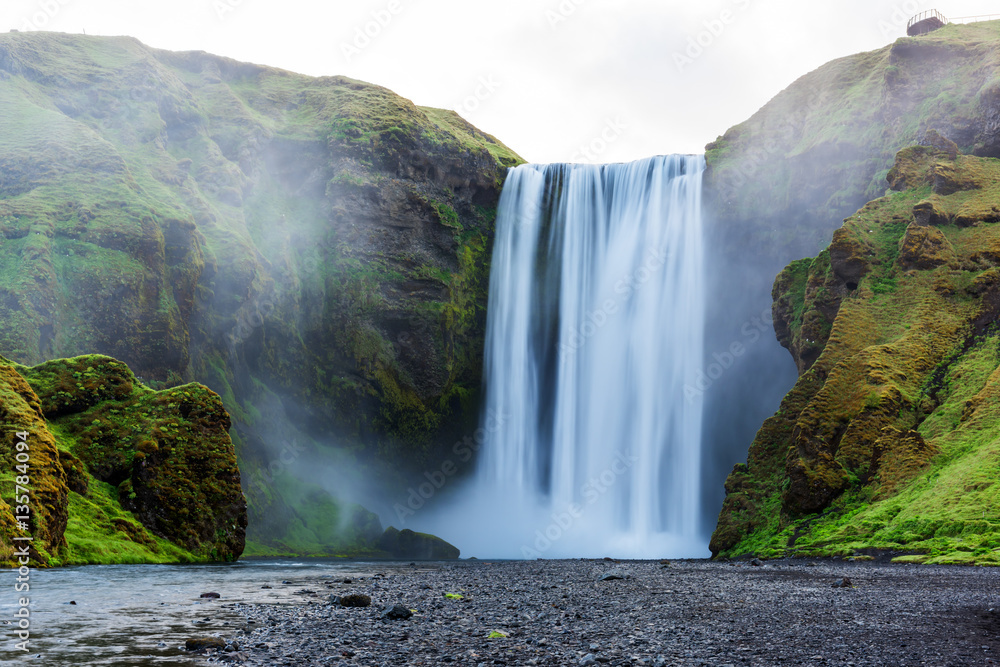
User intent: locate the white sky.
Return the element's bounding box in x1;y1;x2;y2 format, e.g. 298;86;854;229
3;0;999;163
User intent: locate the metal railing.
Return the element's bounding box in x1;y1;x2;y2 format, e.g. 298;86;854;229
949;14;1000;24
907;9;948;30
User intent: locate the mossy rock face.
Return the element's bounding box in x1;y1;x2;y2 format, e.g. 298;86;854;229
0;359;69;565
18;354;247;562
712;147;1000;565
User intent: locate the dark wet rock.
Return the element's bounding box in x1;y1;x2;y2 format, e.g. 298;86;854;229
339;593;372;608
832;577;854;588
200;592;221;598
750;558;764;567
185;636;226;651
380;603;413;620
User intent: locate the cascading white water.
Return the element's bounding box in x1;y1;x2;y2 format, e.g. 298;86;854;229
470;154;708;559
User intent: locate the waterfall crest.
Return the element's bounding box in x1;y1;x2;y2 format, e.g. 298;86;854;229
470;154;708;558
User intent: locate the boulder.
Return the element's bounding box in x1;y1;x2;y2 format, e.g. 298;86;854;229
378;527;460;560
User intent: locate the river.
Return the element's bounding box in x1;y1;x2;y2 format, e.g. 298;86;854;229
0;558;391;665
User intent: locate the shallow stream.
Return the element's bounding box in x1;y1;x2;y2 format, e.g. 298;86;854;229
0;558;385;666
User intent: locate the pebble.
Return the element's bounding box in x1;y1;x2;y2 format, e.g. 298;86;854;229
223;559;1000;665
380;603;413;620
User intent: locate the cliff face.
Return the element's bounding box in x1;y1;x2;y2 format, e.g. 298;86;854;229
0;354;245;566
712;144;1000;565
699;19;1000;537
0;32;521;554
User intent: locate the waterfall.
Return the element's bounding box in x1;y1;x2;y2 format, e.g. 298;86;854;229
471;154;708;559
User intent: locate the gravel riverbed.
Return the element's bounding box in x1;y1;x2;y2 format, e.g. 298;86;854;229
199;559;1000;666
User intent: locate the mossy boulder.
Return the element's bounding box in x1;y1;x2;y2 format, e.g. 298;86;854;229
0;354;247;566
897;223;955;270
378;526;460;560
712;147;1000;565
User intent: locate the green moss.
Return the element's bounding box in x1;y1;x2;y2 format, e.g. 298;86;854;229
62;481;197;565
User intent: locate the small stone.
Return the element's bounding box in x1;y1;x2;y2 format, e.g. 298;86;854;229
260;585;272;589
220;652;249;663
749;558;763;567
580;654;597;666
381;603;413;620
200;592;221;599
185;637;226;651
832;577;853;588
599;569;626;581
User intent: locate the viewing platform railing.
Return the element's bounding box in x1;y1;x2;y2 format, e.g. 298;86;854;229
907;9;948;35
949;14;1000;24
907;9;948;30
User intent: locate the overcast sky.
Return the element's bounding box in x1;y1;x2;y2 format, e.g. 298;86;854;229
3;0;999;163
